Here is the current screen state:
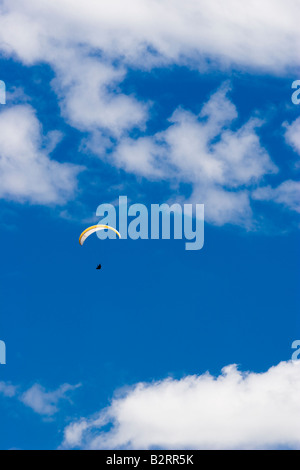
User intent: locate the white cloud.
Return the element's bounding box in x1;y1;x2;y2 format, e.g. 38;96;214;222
284;118;300;159
51;52;148;137
0;2;298;225
188;186;253;227
253;180;300;214
0;105;83;205
112;85;277;226
20;383;80;416
0;0;299;143
0;380;80;416
0;382;17;398
0;0;299;73
62;361;300;450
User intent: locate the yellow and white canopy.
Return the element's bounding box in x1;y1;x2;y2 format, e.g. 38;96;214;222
79;225;121;245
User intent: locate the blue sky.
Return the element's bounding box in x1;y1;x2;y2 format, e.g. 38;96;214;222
0;0;300;450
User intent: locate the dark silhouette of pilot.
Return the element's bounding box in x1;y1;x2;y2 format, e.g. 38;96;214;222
96;264;102;270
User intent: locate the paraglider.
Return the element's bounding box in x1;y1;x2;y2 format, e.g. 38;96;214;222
79;225;121;270
79;225;121;246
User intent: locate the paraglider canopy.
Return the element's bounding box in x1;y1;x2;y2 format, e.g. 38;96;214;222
79;225;121;245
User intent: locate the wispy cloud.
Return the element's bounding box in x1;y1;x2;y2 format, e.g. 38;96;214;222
284;117;300;163
0;382;17;398
253;180;300;214
20;383;81;416
0;381;80;417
